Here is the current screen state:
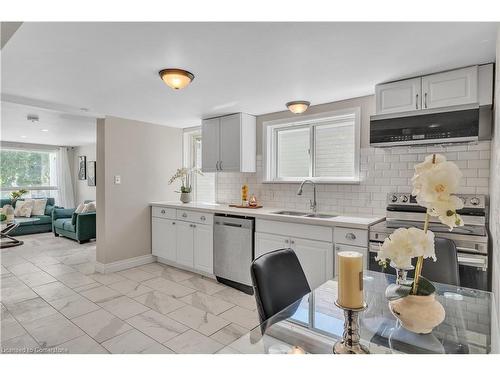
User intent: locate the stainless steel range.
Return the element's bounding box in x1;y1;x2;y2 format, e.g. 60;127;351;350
369;192;490;291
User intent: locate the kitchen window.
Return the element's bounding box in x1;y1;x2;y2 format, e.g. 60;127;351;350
264;108;361;183
183;129;216;203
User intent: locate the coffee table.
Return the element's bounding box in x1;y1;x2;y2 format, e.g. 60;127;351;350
1;218;40;248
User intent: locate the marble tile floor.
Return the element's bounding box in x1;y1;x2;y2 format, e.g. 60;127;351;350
1;232;259;354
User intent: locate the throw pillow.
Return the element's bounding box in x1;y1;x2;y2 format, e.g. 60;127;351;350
31;199;48;216
81;201;96;213
74;202;86;214
14;200;34;218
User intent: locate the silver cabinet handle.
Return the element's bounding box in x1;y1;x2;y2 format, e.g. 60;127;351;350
200;216;206;221
335;245;340;251
182;213;187;218
172;221;176;225
284;239;289;244
216;161;219;171
161;209;166;214
189;223;196;228
424;92;428;108
219;161;223;170
416;93;419;109
345;232;356;240
290;240;295;245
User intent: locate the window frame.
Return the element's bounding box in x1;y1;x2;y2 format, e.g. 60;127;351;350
182;127;217;203
263;107;361;184
0;145;59;195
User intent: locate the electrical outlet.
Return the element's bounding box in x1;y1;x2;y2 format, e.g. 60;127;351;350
114;175;121;184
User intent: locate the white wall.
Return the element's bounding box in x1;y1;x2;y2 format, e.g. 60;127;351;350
96;116;182;265
72;143;96;204
490;27;500;326
217;95;491;216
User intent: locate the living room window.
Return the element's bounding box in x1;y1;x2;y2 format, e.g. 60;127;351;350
183;129;216;203
263;108;361;183
0;147;58;199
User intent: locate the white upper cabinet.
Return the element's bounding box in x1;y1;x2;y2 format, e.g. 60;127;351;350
201;117;220;173
376;77;422;114
421;66;478;109
375;65;480;115
201;113;256;173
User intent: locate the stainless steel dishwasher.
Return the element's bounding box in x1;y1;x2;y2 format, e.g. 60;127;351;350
213;214;255;295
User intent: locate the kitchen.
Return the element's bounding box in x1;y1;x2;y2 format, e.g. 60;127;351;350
151;63;495;297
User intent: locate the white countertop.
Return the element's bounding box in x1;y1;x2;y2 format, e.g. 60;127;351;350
149;201;384;229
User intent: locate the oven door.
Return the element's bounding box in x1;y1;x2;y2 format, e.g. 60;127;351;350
457;253;489;291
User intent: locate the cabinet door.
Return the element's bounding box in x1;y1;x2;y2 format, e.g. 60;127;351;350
421;66;478;109
255;232;289;258
152;217;176;262
201;118;220;173
193;224;213;274
375;77;422;114
292;238;334;290
176;221;194;268
334;243;368;277
219;113;241;172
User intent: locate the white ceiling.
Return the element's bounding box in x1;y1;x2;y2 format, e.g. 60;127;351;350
1;22;498;131
1;101;96;146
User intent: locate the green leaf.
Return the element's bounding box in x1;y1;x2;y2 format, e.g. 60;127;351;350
415;276;436;296
385;284;412;301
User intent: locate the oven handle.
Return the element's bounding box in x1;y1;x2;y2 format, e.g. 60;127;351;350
457;255;488;271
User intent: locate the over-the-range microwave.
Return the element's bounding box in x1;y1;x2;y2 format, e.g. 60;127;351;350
369;104;492;147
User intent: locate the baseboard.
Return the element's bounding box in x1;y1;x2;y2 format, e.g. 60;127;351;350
95;254;155;274
156;256;216;280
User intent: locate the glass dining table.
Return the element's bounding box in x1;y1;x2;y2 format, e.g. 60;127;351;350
223;271;499;354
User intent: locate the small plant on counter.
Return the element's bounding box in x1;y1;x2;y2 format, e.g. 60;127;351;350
168;167;203;194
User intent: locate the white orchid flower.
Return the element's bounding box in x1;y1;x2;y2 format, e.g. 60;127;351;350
376;227;436;269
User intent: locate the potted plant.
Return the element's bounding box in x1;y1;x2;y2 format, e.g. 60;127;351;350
168;168;203;203
10;189;29;205
377;154;464;334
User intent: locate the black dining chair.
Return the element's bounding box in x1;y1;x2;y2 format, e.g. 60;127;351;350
420;237;460;286
250;248;311;324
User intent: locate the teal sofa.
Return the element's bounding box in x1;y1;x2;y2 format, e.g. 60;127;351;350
0;198;58;236
52;202;96;243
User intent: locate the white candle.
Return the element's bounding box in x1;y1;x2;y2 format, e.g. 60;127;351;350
337;251;364;309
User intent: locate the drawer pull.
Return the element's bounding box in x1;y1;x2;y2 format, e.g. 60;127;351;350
182;213;188;218
200;216;206;221
290;240;295;245
161;209;166;214
345;232;356;241
284;239;289;244
172;222;176;225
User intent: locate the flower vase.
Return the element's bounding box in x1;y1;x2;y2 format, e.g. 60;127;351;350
388;293;445;334
180;192;192;204
2;205;15;222
390;262;414;285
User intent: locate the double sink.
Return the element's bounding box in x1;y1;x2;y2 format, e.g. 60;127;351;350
272;210;337;219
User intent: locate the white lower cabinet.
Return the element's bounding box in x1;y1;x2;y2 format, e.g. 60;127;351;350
152;207;213;275
193;223;213;274
255;231;334;290
175;221;195;268
151;217;176;262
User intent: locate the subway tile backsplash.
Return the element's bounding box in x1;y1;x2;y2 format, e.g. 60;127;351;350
216;141;491;216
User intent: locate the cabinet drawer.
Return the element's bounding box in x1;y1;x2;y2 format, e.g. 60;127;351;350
334;227;368;247
152;206;176;219
256;219;332;242
176;209;214;225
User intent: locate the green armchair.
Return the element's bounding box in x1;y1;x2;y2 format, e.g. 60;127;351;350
52;205;96;243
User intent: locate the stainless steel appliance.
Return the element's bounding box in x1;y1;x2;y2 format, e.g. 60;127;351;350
369;193;490;291
370;104;492;147
213;214;255;294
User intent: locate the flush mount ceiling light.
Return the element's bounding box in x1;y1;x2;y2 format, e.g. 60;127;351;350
286;101;310;114
159;68;195;90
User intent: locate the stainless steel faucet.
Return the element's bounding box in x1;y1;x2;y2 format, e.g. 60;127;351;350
297;179;317;213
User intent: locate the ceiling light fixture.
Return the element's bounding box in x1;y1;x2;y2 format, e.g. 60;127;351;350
286;101;310;114
159;68;195;90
